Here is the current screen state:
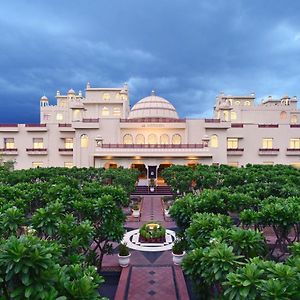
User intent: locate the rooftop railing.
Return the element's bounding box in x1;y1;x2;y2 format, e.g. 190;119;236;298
204;118;221;123
258;124;279;128
120;118;186;123
58;123;72;127
25;124;47;127
101;143;204;149
82;118;99;123
0;124;18;127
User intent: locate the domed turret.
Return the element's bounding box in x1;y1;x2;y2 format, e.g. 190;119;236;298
68;88;76;96
40;95;49;107
128;92;179;119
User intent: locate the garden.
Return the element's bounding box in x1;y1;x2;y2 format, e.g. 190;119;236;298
162;164;300;299
0;164;139;299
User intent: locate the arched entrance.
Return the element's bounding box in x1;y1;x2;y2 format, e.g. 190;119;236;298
131;163;147;179
104;162;118;169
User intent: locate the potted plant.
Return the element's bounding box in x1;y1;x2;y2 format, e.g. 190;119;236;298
131;203;140;218
149;179;156;192
172;239;186;265
118;243;131;267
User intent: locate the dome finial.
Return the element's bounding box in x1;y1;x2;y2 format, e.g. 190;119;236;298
151;90;155;96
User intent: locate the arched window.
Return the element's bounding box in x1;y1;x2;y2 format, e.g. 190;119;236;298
123;134;133;144
80;134;89;148
135;134;145;144
148;134;158;144
56;113;63;121
244;101;251;106
101;107;110;117
281;99;289;105
235;101;241;105
231;111;237;120
103;93;110;100
291;115;298;124
210;135;218;148
280;111;287;120
172;134;182;145
223;111;229;121
73;109;81;121
160;134;170;144
227;99;233;105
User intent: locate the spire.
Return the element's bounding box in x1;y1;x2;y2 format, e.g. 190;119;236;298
151;90;155;96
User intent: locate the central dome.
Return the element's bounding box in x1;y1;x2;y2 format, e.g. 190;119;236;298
128;91;179;119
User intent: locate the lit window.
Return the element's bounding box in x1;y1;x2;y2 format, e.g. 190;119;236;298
223;111;229;121
172;134;182;145
64;162;73;168
244;101;251;106
262;138;273;149
4;138;15;149
235;101;240;105
113;107;121;117
32;162;43;168
103;93;110;100
227;138;238;149
291;115;298;124
280;111;287;120
101;107;110;116
123;134;133;144
148;134;158;145
289;138;300;149
33;138;44;149
120;94;127;100
73;109;81;121
160;134;170;144
59;100;66;108
231;111;237;120
227;99;233;105
80;134;88;148
64;138;73;149
210;135;218;148
56;113;63;121
217;111;221;119
135;134;145;144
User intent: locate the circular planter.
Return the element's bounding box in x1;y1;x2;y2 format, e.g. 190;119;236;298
172;251;186;265
118;253;131;267
132;209;140;218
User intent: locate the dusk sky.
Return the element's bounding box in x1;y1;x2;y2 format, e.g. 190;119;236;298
1;0;300;123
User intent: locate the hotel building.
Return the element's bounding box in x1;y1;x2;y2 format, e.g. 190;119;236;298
0;82;300;177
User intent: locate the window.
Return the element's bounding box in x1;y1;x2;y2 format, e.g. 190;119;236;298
4;138;15;149
80;134;89;148
64;162;73;168
210;135;219;148
227;99;233;105
123;134;133;144
135;134;145;144
43;114;50;121
227;138;238;149
289;138;300;149
103;93;110;100
172;134;182;145
223;111;229;121
262;138;273;149
148;134;158;145
64;138;73;149
56;113;63;121
73;109;81;121
101;107;110;117
113;107;121;117
244;101;251;106
120;94;127;100
280;111;287;120
59;100;66;108
32;162;43;168
231;111;237;120
291;115;298;124
160;134;170;144
33;138;44;149
235;101;240;105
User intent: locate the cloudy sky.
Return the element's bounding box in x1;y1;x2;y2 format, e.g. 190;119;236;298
1;0;300;122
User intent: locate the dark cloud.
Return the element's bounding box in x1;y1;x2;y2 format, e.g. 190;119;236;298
1;0;300;122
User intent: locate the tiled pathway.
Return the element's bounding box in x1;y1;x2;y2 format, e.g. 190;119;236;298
112;194;190;300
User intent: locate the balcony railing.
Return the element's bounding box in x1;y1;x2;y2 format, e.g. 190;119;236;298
82;118;99;123
26;148;47;152
205;118;220;123
101;143;204;149
58;148;73;152
290;124;300;128
25;124;47;127
258;124;279;128
0;148;18;154
227;148;244;151
58;123;72;127
259;148;279;151
0;124;18;127
120;117;186;123
286;148;300;155
231;123;244;128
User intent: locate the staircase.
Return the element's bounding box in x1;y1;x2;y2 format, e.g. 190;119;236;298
131;185;173;196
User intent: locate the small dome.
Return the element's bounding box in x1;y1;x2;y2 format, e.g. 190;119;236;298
40;95;48;101
68;88;76;95
128;92;179;119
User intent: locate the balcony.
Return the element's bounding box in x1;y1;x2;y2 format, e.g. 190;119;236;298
0;124;19;132
120;117;186;123
95;143;212;158
258;148;279;156
204;119;230;129
72;119;100;129
290;124;300;128
231;123;244;128
58;123;75;132
58;148;73;155
25;124;47;132
286;148;300;156
0;148;18;155
258;124;279;128
26;148;48;155
227;148;244;156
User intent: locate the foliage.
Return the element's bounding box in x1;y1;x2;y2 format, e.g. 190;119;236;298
118;243;130;256
139;222;166;240
172;239;186;255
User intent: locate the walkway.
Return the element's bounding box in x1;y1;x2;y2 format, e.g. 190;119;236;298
111;194;189;300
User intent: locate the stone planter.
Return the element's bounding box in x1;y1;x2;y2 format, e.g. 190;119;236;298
118;253;131;267
172;251;186;265
132;209;140;218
